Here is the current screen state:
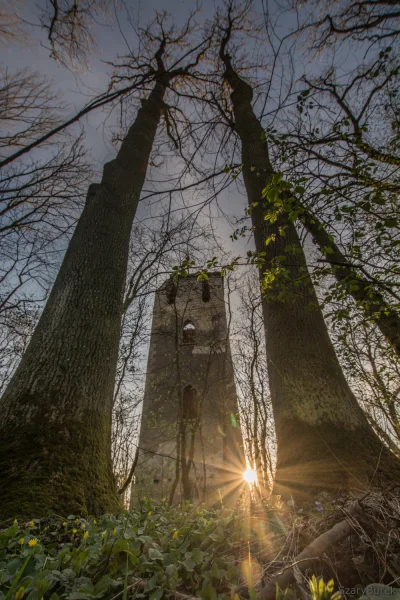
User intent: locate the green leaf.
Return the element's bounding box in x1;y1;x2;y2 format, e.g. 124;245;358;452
272;172;283;184
165;564;176;577
182;557;196;572
192;548;204;564
150;588;163;600
197;272;209;281
265;235;276;246
148;548;163;561
145;575;157;592
294;186;305;195
200;581;218;600
267;188;279;203
4;555;31;600
112;538;130;554
372;196;385;205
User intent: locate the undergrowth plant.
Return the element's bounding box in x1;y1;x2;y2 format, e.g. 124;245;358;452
0;500;245;600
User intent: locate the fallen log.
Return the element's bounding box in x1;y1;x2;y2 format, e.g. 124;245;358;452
256;513;357;600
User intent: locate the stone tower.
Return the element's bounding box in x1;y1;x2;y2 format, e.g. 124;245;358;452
134;273;245;504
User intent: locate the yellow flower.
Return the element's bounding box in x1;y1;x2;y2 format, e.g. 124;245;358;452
148;511;152;517
93;519;97;525
29;521;34;527
72;528;77;534
162;498;166;502
142;496;146;501
75;518;79;524
62;522;67;527
150;498;153;502
15;586;25;600
28;538;37;548
13;519;18;526
112;528;117;537
19;538;24;545
173;530;179;539
101;530;107;538
83;531;89;540
81;523;86;529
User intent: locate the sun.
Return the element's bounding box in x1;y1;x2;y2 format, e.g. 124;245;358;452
243;468;257;484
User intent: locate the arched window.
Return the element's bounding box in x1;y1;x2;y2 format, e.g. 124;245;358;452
183;320;196;345
183;385;198;420
202;280;210;302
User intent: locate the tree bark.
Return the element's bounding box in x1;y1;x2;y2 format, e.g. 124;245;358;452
220;46;400;500
0;78;168;521
300;205;400;357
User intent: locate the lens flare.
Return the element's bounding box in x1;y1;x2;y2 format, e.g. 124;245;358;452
243;468;257;484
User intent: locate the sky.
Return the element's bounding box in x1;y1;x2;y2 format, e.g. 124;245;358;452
3;0;365;249
3;0;345;246
4;0;260;253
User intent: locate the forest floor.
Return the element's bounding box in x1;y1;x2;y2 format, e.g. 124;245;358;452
0;490;399;600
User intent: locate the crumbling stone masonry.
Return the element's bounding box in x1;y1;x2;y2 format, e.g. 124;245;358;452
133;273;245;504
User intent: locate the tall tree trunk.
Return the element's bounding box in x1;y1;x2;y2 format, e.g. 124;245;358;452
220;47;400;500
0;79;168;521
300;205;400;357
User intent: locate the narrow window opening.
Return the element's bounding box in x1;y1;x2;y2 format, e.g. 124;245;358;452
166;280;177;304
183;320;196;345
202;280;211;302
183;385;198;420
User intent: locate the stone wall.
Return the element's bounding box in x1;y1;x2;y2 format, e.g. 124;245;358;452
132;273;245;505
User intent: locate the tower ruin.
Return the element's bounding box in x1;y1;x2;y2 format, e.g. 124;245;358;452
134;273;245;504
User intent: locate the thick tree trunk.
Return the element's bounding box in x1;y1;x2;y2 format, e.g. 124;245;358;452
221;57;400;500
0;80;167;521
300;206;400;357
